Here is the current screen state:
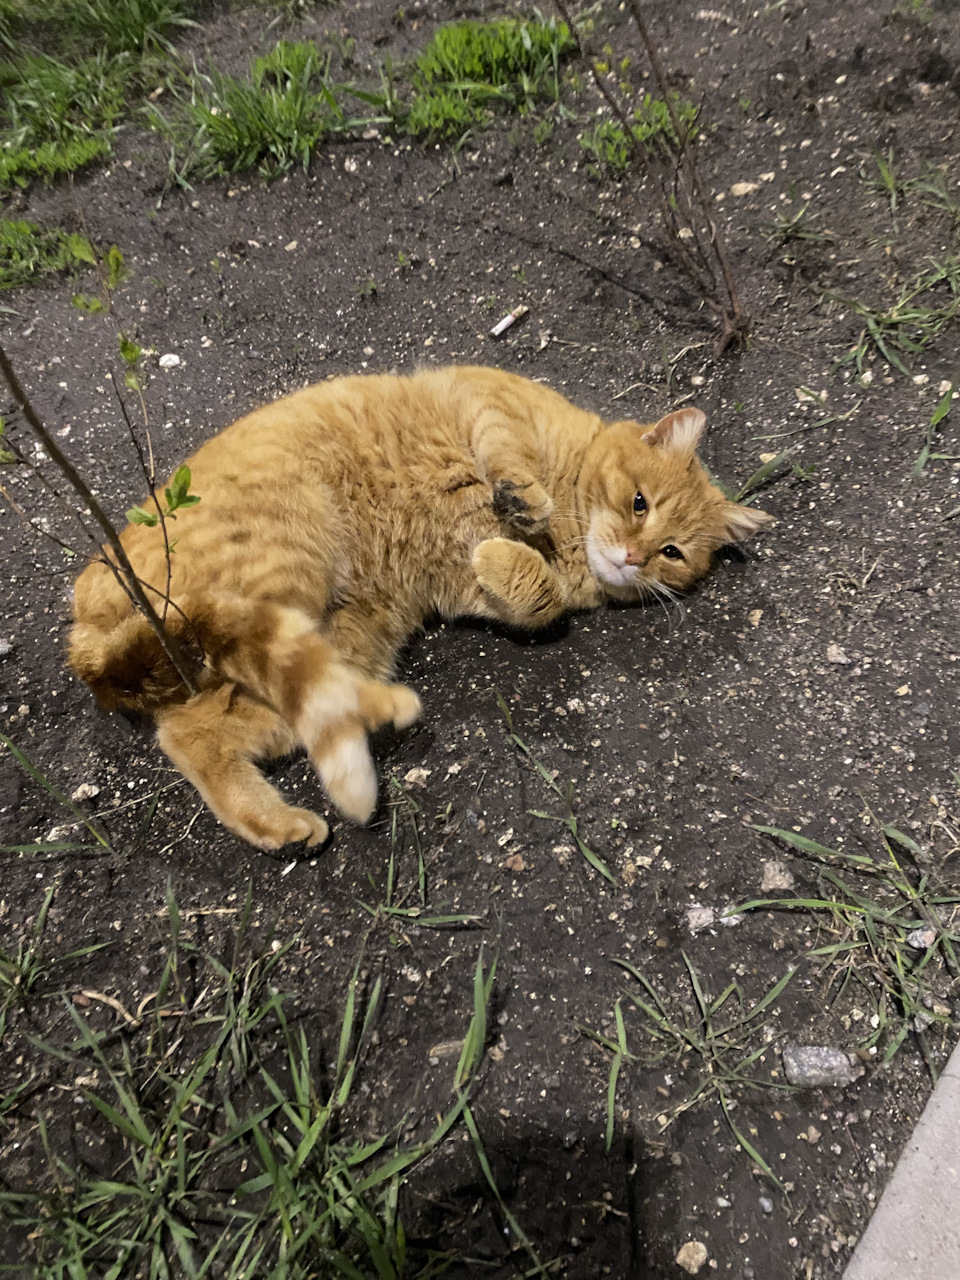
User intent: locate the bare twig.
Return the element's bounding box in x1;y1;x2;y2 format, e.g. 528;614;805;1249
108;371;175;620
0;342;200;696
554;0;746;349
626;0;744;345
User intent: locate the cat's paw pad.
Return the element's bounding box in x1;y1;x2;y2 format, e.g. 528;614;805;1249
492;479;553;530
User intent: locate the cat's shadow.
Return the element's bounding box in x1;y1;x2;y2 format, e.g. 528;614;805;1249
448;613;571;647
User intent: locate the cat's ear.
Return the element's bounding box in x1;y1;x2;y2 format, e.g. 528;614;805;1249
721;502;776;542
642;407;706;453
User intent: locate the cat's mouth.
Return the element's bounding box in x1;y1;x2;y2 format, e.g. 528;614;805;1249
587;539;638;589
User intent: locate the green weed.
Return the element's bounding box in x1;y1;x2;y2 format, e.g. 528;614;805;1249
60;0;196;56
358;779;483;932
0;885;110;1043
739;821;960;1078
0;219;101;292
759;202;833;251
579;93;698;174
912;377;957;478
585;955;795;1189
497;692;616;885
402;17;574;142
154;39;364;180
0;0;197;190
903;168;960;235
0;51;130;190
0;886;476;1276
828;257;960;376
0;728;112;850
862;146;903;222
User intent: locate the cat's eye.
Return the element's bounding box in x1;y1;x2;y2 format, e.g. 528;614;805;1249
661;545;683;560
633;491;647;515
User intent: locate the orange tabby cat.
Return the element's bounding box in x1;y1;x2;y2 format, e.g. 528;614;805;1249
69;366;772;850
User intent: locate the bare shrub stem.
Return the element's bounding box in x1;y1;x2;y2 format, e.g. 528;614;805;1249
0;342;200;696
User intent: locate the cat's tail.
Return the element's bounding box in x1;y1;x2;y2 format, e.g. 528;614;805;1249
68;565;202;715
69;574;420;823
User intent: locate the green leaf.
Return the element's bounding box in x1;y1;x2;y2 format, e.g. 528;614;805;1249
71;293;105;313
66;234;97;265
124;370;141;392
126;506;159;526
119;335;141;366
930;382;955;429
883;825;925;856
106;245;127;290
169;464;192;507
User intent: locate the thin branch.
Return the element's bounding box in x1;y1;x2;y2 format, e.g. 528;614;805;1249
626;0;745;344
0;341;200;696
108;371;175;621
555;0;747;350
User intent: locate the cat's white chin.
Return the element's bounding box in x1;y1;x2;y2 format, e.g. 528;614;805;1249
586;535;638;589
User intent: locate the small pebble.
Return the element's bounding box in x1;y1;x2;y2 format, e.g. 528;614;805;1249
826;643;851;665
0;639;12;658
759;1196;774;1214
675;1241;709;1275
158;353;181;369
907;926;937;950
686;904;715;934
782;1043;864;1088
70;782;101;803
761;860;795;893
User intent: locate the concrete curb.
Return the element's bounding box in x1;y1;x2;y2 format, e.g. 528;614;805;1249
843;1039;960;1279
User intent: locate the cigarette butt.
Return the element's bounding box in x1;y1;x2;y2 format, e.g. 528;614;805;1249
490;304;529;338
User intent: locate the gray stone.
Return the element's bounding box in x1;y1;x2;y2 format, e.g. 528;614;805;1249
782;1043;864;1088
761;859;795;892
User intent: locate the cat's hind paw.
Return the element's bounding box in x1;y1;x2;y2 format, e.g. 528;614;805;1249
357;681;422;732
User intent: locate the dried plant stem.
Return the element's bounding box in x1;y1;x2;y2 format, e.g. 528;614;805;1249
108;371;175;621
555;0;746;349
0;341;200;696
626;0;744;343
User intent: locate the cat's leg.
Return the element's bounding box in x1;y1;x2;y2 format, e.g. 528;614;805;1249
469;537;567;629
325;603;407;680
469;404;553;536
156;684;330;851
198;596;420;823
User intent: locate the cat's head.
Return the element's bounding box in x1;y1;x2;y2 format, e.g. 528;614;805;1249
577;407;773;602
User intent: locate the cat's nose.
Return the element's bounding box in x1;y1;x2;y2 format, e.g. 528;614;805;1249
624;547;646;567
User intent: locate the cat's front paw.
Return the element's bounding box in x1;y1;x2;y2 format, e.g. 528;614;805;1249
492;478;553;533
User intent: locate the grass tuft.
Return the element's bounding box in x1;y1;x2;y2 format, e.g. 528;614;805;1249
0;885;479;1276
828;257;960;376
0;51;130;190
153;39;362;181
402;17;574;141
740;820;960;1078
585;955;795;1189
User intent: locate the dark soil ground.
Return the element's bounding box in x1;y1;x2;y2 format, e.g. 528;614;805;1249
2;0;960;1276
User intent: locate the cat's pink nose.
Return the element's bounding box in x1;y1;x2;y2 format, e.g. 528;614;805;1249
624;547;646;567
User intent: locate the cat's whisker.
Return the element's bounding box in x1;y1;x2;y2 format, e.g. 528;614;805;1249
641;576;686;632
552;533;591;551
